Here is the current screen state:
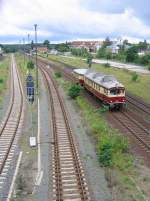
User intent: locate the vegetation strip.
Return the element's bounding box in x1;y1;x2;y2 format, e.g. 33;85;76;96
0;56;10;106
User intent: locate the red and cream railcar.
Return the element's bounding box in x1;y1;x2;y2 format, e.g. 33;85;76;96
73;69;87;85
73;69;126;109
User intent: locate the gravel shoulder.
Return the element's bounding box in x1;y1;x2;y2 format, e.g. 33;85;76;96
35;71;52;201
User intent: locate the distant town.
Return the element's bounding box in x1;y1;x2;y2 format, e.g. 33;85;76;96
1;37;150;70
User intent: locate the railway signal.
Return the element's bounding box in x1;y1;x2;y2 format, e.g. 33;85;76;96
26;73;34;103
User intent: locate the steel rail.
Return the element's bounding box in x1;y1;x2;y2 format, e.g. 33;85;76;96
0;55;24;175
40;64;90;201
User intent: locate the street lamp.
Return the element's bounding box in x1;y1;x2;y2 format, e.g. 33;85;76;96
23;38;25;66
34;24;38;95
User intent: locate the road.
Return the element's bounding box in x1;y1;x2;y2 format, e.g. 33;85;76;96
93;59;150;75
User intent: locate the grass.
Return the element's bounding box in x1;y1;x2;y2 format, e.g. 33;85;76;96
46;54;150;102
15;53;36;83
0;56;10;105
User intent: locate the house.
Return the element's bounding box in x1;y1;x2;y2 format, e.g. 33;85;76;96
70;41;103;52
50;49;59;55
0;47;3;55
36;47;48;53
106;44;119;54
138;49;150;56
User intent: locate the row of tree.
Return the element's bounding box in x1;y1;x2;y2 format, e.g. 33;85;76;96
96;39;150;66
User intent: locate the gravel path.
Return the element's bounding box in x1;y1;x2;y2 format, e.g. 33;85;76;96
93;59;150;75
35;71;53;201
59;86;112;201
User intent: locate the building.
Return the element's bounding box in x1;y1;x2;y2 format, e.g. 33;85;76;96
36;47;48;53
50;49;59;55
0;47;3;55
106;44;119;54
70;41;103;52
138;49;150;56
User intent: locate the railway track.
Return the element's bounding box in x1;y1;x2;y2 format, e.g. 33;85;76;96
37;57;150;163
37;56;150;117
126;93;150;116
40;65;90;201
112;112;150;152
0;55;24;198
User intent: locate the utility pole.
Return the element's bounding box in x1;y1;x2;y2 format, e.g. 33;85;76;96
34;24;38;96
28;34;30;60
23;38;25;66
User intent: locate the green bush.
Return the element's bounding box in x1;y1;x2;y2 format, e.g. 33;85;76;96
148;65;150;71
104;63;110;68
0;78;3;83
55;72;62;78
98;133;129;168
87;54;93;68
98;105;109;113
68;84;82;99
98;142;113;166
27;60;34;70
131;72;138;82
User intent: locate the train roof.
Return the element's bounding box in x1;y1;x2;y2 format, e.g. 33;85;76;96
85;70;124;89
73;69;88;75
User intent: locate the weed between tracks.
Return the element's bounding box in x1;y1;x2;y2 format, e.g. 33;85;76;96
15;53;36;83
55;75;150;201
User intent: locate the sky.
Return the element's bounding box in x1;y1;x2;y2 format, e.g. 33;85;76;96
0;0;150;44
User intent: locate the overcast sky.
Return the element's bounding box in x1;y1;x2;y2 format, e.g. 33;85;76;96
0;0;150;44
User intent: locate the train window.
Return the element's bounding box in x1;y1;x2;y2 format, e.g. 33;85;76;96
110;89;121;95
104;88;108;95
120;89;125;94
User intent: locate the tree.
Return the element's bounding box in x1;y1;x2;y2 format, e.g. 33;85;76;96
55;43;70;52
97;47;106;58
68;84;82;99
3;45;17;53
103;37;112;48
139;55;150;65
138;40;148;51
126;46;138;63
87;54;93;68
31;40;34;50
71;48;89;57
106;51;112;60
131;72;139;82
123;39;129;45
43;40;50;49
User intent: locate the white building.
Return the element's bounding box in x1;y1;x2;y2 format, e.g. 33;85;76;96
107;44;120;54
50;49;58;55
0;47;3;55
